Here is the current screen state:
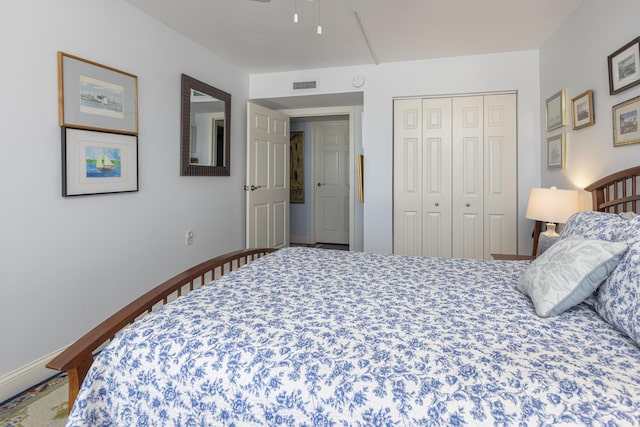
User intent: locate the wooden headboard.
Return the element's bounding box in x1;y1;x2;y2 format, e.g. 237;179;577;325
585;166;640;213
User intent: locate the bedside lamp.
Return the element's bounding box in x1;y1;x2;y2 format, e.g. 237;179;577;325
525;187;580;256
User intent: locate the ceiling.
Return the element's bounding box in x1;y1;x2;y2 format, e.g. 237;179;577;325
125;0;583;74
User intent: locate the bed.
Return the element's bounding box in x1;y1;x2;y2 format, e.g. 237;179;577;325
48;166;640;425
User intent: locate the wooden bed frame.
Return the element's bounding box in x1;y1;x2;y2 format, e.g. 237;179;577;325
46;167;640;413
585;165;640;213
46;247;277;411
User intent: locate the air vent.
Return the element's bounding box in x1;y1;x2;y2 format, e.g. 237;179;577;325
292;80;318;91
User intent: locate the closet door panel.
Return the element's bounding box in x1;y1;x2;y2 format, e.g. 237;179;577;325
452;96;484;259
484;94;517;257
393;99;423;255
423;98;452;257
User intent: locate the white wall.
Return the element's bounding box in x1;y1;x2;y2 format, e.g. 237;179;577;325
0;0;248;398
251;50;541;254
539;0;640;203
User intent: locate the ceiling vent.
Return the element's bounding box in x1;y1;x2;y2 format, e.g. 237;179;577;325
292;80;318;91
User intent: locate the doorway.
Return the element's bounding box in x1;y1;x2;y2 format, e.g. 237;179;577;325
290;116;350;247
248;94;364;251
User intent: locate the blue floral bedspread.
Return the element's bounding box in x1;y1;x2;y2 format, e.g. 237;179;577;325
67;247;640;426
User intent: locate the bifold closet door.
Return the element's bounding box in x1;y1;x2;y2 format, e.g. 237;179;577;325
393;94;516;259
393;99;423;256
452;96;484;259
393;98;453;257
482;94;517;257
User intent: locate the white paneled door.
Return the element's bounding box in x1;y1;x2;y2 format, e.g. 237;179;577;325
314;121;350;244
246;102;290;249
393;93;517;259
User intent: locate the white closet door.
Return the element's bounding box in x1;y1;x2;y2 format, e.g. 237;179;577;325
393;94;517;260
422;97;453;258
452;96;484;259
483;94;517;257
393;99;423;256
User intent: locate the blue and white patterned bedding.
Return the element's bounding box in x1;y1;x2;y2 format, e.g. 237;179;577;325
67;247;640;426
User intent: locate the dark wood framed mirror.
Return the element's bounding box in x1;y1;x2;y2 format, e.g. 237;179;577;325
180;74;231;176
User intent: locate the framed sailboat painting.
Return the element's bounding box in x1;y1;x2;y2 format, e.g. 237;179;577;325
62;127;138;196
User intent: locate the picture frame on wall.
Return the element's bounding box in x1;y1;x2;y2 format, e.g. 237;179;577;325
62;127;139;196
571;90;595;130
612;95;640;147
290;131;304;203
608;37;640;95
58;52;138;135
546;133;565;169
545;89;566;131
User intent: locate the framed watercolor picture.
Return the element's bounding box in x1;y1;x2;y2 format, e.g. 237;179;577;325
612;95;640;147
58;52;138;135
571;90;595;130
62;127;139;196
608;37;640;95
546;133;565;169
545;89;566;131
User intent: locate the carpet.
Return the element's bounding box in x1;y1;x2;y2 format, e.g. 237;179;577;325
0;374;68;427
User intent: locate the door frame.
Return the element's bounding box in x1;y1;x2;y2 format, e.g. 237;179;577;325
280;106;356;250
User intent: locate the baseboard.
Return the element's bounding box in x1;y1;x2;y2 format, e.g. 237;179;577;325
0;346;66;403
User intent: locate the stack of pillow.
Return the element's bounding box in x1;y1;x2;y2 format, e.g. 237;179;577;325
517;210;640;343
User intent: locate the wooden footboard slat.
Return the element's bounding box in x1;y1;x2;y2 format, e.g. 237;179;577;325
47;247;276;412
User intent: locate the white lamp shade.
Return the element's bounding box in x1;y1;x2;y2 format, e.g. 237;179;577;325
525;187;580;224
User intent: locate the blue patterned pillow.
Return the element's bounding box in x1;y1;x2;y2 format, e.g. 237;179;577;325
559;211;632;242
518;236;628;318
594;216;640;343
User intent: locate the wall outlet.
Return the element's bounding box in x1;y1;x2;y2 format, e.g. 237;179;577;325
185;230;193;246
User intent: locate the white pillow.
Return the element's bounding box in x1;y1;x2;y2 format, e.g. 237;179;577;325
517;236;628;317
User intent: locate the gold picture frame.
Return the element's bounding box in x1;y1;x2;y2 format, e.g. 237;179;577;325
613;95;640;147
571;90;595;130
58;52;138;135
545;89;566;131
546;133;565;169
357;154;364;203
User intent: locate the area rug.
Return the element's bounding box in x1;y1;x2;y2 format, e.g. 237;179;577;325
0;374;68;426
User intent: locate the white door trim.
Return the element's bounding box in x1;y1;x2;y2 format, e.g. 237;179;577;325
280;107;356;250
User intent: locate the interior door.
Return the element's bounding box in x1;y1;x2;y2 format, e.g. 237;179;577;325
314;121;350;244
246;102;290;249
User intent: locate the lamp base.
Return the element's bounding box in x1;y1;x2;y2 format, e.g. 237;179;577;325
541;222;559;237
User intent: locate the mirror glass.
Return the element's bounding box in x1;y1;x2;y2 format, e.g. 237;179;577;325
180;74;231;176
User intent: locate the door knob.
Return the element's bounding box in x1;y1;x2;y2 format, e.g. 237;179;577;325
317;182;325;187
466;203;471;207
435;202;439;207
251;185;263;191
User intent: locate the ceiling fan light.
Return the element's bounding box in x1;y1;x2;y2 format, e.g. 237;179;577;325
317;24;322;35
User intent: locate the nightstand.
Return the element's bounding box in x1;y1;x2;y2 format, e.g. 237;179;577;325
491;254;535;261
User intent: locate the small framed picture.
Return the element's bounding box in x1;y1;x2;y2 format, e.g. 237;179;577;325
608;37;640;95
612;95;640;147
58;52;138;135
571;90;595;130
546;133;565;169
62;127;139;196
545;89;566;131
